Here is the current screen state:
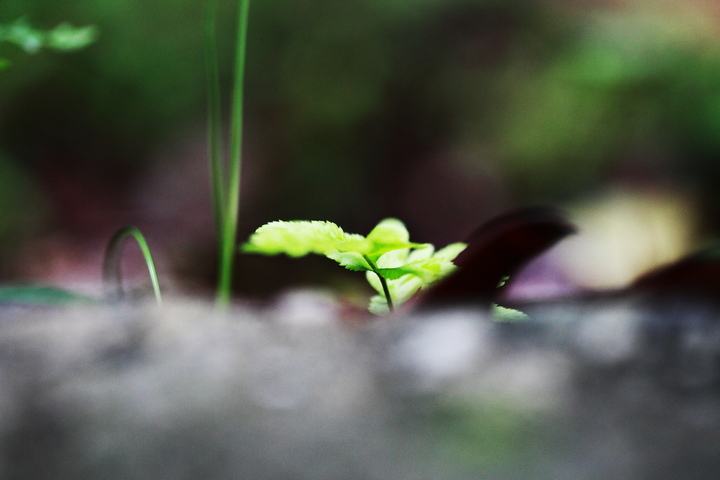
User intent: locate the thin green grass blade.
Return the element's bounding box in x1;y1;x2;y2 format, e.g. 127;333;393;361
206;0;226;232
217;0;251;306
103;226;163;305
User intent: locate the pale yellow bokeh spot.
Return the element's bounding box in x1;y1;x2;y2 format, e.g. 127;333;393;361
557;189;696;289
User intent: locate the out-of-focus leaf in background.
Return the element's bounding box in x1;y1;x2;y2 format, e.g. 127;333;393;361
0;18;96;54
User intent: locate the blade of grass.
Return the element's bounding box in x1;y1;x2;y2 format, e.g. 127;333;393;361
206;0;226;232
103;226;163;305
216;0;251;306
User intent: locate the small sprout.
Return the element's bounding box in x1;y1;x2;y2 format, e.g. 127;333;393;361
242;219;466;314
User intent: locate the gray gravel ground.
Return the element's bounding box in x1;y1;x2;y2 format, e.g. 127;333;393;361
0;292;718;479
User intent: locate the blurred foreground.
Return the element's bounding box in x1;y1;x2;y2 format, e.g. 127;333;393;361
0;296;718;479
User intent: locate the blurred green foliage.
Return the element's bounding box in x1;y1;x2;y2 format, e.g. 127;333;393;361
0;153;45;244
0;18;96;55
495;9;720;198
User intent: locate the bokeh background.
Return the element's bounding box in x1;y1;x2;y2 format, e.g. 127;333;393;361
1;0;719;299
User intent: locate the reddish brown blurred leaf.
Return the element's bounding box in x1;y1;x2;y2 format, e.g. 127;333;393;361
418;208;576;309
630;248;720;300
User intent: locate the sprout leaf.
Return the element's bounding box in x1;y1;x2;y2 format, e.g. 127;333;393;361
242;218;466;314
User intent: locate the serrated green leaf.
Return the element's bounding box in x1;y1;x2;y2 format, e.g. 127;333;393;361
367;241;467;313
391;275;424;303
366;271;423;314
242;221;369;257
0;285;95;306
434;242;467;261
326;251;371;271
244;218;467;316
364;218;423;261
365;243;421;261
369;294;390;315
366;271;383;294
375;267;411;280
376;248;410;268
376;243;466;284
407;244;435;262
367;218;409;245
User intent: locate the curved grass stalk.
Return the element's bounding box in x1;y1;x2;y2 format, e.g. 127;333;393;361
103;226;163;305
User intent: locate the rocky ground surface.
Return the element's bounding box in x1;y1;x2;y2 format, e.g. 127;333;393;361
0;291;718;479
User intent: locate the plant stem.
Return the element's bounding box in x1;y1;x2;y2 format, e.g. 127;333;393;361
378;274;394;312
103;226;163;305
364;255;394;313
206;0;226;233
216;0;251;307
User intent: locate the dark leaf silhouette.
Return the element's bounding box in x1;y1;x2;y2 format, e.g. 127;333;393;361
419;208;576;309
630;247;720;301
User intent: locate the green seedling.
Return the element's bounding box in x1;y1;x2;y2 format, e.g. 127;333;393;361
242;219;466;314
